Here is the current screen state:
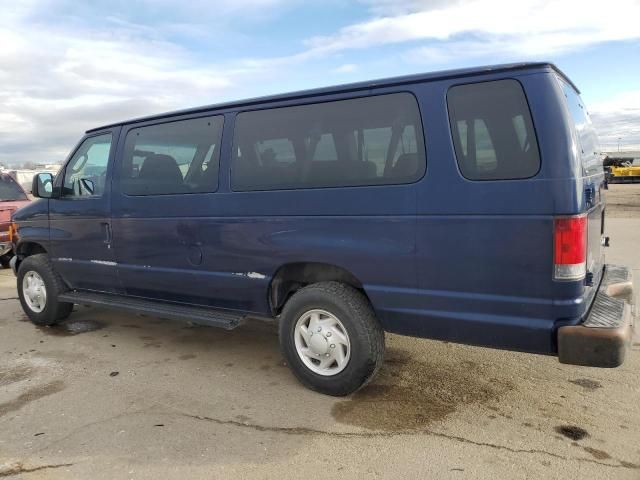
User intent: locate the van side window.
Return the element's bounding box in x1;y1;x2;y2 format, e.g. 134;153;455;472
121;116;224;196
447;79;540;180
231;93;425;191
62;133;112;197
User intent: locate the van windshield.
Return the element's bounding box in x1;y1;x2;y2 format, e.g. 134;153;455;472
559;79;602;177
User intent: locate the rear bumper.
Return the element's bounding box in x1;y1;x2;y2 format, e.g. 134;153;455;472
558;265;634;368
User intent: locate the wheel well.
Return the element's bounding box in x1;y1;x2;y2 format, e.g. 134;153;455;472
269;262;364;314
16;242;47;259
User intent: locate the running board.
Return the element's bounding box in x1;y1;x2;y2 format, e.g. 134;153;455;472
58;291;245;330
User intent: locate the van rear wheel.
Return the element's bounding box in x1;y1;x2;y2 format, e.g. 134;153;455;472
17;254;73;326
279;281;384;396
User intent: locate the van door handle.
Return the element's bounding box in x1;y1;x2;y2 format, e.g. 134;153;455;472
101;222;112;245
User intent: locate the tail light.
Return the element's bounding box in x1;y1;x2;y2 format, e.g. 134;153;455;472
553;215;587;281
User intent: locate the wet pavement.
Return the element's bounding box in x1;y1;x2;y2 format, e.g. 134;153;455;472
0;193;639;479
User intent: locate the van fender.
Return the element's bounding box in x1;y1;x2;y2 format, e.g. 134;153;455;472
269;262;365;314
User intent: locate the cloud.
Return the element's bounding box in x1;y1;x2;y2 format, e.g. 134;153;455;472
0;2;249;165
357;0;456;15
306;0;640;58
590;90;640;151
1;0;639;165
333;63;358;74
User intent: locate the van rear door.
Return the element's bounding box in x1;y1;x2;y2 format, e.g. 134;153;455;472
559;79;605;282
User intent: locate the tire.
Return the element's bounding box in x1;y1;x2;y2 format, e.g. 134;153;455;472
0;254;10;269
279;281;385;396
17;254;73;326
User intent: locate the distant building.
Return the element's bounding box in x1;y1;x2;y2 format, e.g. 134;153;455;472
34;163;62;171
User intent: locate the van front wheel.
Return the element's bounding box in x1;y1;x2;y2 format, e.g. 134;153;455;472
279;282;385;396
17;254;73;326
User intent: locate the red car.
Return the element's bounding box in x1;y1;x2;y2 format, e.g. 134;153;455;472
0;173;30;268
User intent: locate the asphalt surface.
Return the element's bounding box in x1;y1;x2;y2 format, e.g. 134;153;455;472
1;185;639;479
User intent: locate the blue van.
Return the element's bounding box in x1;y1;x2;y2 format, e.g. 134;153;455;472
10;62;634;395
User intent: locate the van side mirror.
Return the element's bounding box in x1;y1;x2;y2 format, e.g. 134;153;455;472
32;173;55;199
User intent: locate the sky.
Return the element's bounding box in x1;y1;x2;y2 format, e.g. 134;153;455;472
1;0;639;166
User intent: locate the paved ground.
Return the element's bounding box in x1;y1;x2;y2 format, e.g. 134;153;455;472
1;185;639;479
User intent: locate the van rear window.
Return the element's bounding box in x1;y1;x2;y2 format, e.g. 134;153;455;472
447;79;540;180
559;80;602;177
231;93;426;191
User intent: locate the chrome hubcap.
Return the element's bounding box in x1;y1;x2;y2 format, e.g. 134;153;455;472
22;271;47;313
294;309;350;376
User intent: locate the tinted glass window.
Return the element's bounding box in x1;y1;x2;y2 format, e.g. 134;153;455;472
121;116;224;196
62;133;112;197
447;80;540;180
559;80;602;176
231;93;425;191
0;175;28;201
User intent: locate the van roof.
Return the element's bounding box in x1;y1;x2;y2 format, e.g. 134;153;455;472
87;62;575;133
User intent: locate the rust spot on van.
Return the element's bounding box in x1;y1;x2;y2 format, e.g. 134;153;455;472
331;349;512;432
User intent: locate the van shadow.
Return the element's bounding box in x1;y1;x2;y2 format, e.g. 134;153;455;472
49;305;286;375
332;349;514;432
45;305;513;436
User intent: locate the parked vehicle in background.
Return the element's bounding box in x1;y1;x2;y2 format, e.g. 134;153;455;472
0;173;30;267
7;167;59;194
9;62;634;396
607;159;640;183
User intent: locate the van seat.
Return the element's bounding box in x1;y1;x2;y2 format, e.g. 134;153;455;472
139;154;183;185
391;153;418;178
308;160;377;185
